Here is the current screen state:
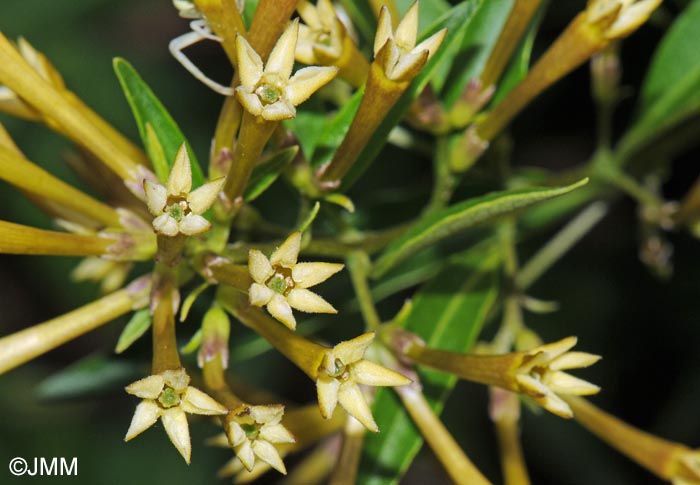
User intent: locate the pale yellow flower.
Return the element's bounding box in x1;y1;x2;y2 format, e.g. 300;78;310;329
144;144;224;237
248;231;343;330
514;336;600;418
671;449;700;485
235;20;338;121
124;368;228;463
172;0;200;19
586;0;662;40
373;2;446;82
224;404;295;474
316;332;411;432
296;0;346;65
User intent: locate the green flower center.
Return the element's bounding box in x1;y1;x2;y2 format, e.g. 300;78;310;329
267;275;288;294
167;203;185;222
259;84;282;105
328;358;346;379
158;386;181;408
315;30;332;46
241;423;260;439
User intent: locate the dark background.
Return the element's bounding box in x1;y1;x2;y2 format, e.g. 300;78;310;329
1;0;699;483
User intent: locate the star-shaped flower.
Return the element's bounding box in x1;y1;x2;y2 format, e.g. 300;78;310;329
513;336;601;418
124;368;228;463
235;19;338;121
373;2;446;82
296;0;347;66
223;404;295;474
316;332;411;432
586;0;662;40
144;144;224;237
248;231;343;330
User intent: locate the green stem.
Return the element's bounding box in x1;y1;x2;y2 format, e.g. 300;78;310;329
394;368;493;485
517;202;608;290
347;251;381;330
492;220;523;353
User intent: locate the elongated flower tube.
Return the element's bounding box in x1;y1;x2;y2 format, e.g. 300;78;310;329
316;2;446;188
567;396;700;484
395;368;492;485
248;232;343;330
190;0;246;65
389;330;601;418
489;387;531;485
296;0;370;87
199;315;296;475
144;144;224;237
124;368;228;463
221;20;337;207
480;0;542;89
221;290;410;431
0;275;150;375
0;145;124;229
473;0;662;150
0;33;151;191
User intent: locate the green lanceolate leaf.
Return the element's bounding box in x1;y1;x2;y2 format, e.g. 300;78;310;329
113;58;205;187
396;0;451;33
310;86;364;169
115;309;152;354
617;2;700;163
441;0;514;108
638;1;700;112
244;145;299;202
341;0;482;190
36;354;142;401
339;0;376;43
491;1;545;104
358;242;500;485
372;178;589;278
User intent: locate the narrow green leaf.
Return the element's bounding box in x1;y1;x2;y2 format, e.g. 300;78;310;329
341;0;482;190
441;0;514;108
617;65;700;164
638;1;700;112
358;242;500;484
36;354;141;401
396;0;451;33
372;179;589;278
113;58;205;187
339;0;376;43
115;309;152;354
144;123;169;182
491;2;544;104
310;87;364;169
244;146;299;202
298;201;321;233
618;2;700;163
181;328;203;355
243;0;259;28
